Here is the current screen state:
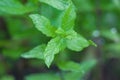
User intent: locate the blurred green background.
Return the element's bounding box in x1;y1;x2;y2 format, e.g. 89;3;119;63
0;0;120;80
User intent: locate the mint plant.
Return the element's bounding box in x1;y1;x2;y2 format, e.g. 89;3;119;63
21;0;95;67
1;0;120;80
0;0;37;15
0;0;97;80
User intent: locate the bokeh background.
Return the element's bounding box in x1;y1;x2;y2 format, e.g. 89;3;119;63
0;0;120;80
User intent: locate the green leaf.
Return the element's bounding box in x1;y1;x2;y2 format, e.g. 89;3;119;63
58;59;97;80
21;44;46;59
5;17;40;40
0;0;36;15
113;0;120;8
106;43;120;53
25;73;60;80
60;1;76;31
66;31;89;51
39;0;69;10
101;29;120;42
72;0;93;12
3;48;23;59
78;59;97;75
58;61;82;72
0;75;14;80
44;37;66;67
0;62;6;75
64;72;81;80
58;59;96;72
29;14;57;37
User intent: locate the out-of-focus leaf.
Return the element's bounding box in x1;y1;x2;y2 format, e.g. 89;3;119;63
103;43;120;58
73;0;93;11
3;48;23;59
0;62;6;75
0;75;14;80
58;59;97;72
6;17;42;40
29;14;57;37
58;61;82;72
0;0;36;15
40;4;61;28
44;37;66;67
105;43;120;54
25;73;60;80
21;44;46;59
60;59;97;80
101;29;120;42
64;72;82;80
39;0;69;10
113;0;120;8
107;43;120;51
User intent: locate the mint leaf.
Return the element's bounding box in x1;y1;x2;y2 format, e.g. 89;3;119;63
0;0;36;15
58;59;97;80
60;1;76;31
58;61;82;72
78;59;97;74
66;31;89;51
101;29;120;42
64;72;82;80
25;73;60;80
88;40;97;47
44;37;66;67
58;59;96;72
0;75;14;80
29;14;57;37
21;44;46;59
39;0;69;10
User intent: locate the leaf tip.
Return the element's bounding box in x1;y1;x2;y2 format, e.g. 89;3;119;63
45;61;51;68
88;40;97;47
21;53;30;59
